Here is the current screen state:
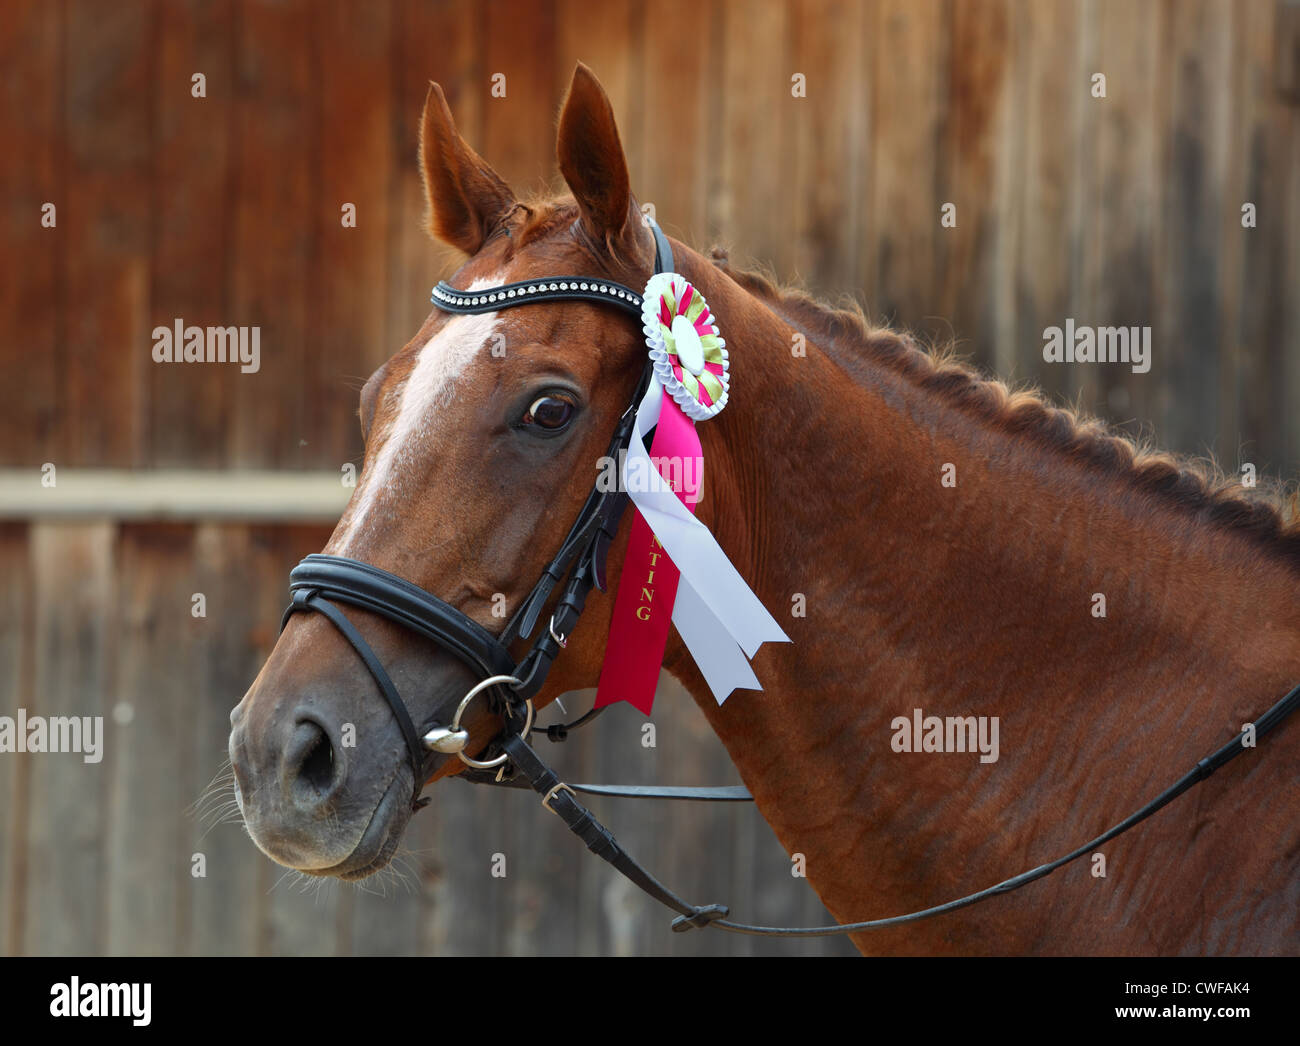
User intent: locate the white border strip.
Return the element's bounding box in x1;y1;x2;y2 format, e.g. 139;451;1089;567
0;470;351;522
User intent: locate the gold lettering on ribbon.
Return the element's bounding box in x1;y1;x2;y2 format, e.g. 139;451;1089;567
636;536;666;624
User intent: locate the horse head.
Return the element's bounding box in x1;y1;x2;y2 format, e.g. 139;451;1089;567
228;64;666;878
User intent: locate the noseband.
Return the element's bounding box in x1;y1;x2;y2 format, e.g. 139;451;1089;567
281;224;676;803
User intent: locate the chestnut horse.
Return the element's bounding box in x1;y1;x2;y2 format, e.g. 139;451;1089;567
229;64;1300;955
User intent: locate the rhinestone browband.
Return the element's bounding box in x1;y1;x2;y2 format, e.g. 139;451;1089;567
431;277;646;317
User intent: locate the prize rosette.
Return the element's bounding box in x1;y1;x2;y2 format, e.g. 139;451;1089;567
595;269;788;715
642;273;729;421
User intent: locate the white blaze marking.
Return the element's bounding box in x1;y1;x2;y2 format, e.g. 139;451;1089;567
336;277;503;553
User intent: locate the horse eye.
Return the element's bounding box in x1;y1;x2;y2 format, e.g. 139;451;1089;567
522;395;575;431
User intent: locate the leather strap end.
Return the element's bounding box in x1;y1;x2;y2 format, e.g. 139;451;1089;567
515;577;557;641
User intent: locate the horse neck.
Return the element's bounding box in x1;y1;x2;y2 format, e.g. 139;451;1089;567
659;260;1300;952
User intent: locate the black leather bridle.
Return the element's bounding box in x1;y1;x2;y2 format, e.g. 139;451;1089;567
281;225;674;800
280;221;1300;938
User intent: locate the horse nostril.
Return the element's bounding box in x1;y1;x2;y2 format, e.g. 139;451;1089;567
301;731;333;791
285;718;341;805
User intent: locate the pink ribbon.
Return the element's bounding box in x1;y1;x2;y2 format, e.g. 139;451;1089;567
595;389;701;714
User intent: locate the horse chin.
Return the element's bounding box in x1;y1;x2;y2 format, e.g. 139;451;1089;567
237;765;415;881
319;770;414;881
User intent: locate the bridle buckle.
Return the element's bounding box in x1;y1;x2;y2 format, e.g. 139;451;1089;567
541;782;577;816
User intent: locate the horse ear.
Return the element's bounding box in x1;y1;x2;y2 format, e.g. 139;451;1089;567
419;82;516;255
557;63;641;256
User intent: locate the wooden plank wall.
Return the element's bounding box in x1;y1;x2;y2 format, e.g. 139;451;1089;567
0;519;847;956
0;0;1297;956
0;0;1296;476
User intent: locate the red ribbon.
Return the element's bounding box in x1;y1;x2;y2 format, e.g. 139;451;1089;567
594;390;701;714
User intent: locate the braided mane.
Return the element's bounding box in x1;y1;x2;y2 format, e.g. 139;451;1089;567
707;246;1300;570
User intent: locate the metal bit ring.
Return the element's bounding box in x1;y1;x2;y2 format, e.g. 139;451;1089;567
450;674;530;769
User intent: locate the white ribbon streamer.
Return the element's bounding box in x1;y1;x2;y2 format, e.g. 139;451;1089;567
621;379;790;704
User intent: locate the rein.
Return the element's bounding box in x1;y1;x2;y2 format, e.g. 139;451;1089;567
281;221;1300;937
465;683;1300;936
